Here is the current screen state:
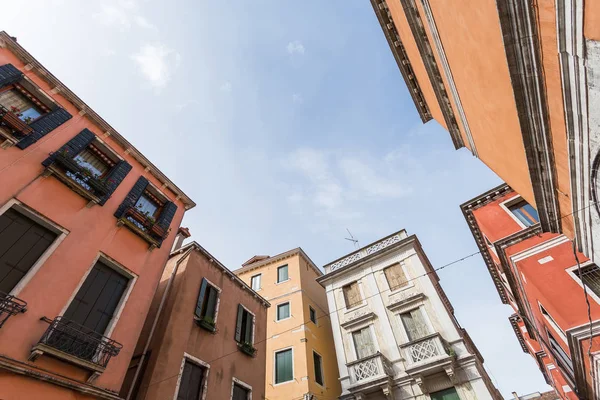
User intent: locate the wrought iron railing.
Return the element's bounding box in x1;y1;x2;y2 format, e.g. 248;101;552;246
124;206;166;238
0;291;27;328
399;333;448;367
53;153;111;197
0;105;33;138
38;316;122;369
347;352;393;385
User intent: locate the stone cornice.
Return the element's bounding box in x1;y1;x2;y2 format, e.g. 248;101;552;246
508;314;529;353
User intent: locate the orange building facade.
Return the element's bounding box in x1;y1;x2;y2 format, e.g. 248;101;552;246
0;32;194;400
121;240;269;400
462;184;600;399
370;0;600;262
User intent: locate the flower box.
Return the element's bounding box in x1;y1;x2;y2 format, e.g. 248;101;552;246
53;153;111;197
195;317;216;333
0;106;33;138
238;342;256;357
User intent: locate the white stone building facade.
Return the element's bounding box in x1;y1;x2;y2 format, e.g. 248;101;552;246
317;230;502;400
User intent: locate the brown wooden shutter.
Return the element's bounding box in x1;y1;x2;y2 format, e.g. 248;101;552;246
384;263;407;290
344;282;361;308
235;304;244;342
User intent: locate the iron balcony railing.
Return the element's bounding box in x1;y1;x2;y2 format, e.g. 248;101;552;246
0;291;27;328
38;316;122;369
0;104;33;138
347;352;394;386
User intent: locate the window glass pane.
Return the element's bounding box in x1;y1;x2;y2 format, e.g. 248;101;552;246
509;200;539;226
74;149;109;177
19;107;41;122
277;265;288;282
430;387;460;400
277;303;290;320
352;327;375;359
548;332;574;379
313;352;324;385
574;264;600;297
251;274;261;291
275;349;293;383
135;194;159;216
309;307;316;324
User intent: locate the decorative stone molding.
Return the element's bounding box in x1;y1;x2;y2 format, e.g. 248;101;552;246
328;233;404;272
387;292;425;312
341;309;377;330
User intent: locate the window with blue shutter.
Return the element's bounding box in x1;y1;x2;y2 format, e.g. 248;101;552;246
42;129;131;205
115;177;178;248
0;63;71;149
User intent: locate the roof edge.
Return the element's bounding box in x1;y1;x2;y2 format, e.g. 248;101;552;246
234;247;322;277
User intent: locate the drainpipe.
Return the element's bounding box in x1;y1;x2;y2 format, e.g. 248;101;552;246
126;247;193;400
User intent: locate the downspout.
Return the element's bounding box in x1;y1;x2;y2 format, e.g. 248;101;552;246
126;247;193;400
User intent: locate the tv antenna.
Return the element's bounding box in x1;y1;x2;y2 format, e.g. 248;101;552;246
345;229;360;249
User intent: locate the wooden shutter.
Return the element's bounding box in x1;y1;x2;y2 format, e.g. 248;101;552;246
42;129;96;167
114;176;149;218
195;278;208;318
343;282;361;308
0;209;57;293
384;263;407;290
244;311;253;343
205;286;218;319
401;309;429;341
156;201;177;231
275;349;293;383
0;64;23;89
235;304;244;342
17;108;72;149
232;384;249;400
98;160;132;205
177;361;203;400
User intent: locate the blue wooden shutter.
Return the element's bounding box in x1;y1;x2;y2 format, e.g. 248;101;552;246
235;305;244;343
17;108;72;149
195;278;208;318
98;160;132;205
114;176;149;218
0;64;23;88
42;128;95;167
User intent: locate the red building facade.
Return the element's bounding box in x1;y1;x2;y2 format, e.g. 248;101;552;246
462;184;600;399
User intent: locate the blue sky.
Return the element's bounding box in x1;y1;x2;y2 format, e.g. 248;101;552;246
1;0;550;396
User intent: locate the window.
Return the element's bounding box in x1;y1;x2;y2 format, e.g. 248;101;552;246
274;348;293;384
352;327;376;359
235;305;254;344
430;387;460;400
176;361;205;400
251;274;261;291
539;303;567;343
508;199;539;227
0;208;57;293
195;278;219;330
313;351;324;386
309;306;317;324
573;264;600;298
0;85;48;123
400;308;430;341
342;281;362;309
277;302;290;321
277;265;289;283
547;331;575;382
384;263;408;291
232;383;250;400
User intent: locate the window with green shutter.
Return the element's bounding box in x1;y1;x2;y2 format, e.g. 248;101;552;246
194;278;219;332
277;265;288;283
235;305;254;344
275;348;293;384
313;351;324;386
277;302;290;321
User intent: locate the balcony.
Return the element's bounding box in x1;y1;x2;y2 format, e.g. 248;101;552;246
399;333;454;377
0;291;27;328
30;317;122;382
347;352;394;392
117;206;168;249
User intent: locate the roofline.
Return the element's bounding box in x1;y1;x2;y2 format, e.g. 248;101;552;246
171;242;270;307
0;32;195;210
460;183;511;212
234;247;322;277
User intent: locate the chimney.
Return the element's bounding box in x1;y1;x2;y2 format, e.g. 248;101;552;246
172;227;191;252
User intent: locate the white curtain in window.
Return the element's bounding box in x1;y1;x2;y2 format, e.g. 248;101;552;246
74;149;109;177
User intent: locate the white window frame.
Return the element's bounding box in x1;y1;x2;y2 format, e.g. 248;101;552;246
0;199;69;296
382;261;413;294
342;280;367;313
59;251;138;339
349;324;380;362
499;195;537;229
566;262;600;305
199;277;222;324
312;349;325;388
538;302;568;344
230;377;252;400
173;352;210;400
238;303;256;345
273;346;295;386
276;300;291;322
250;274;262;291
276;264;290;284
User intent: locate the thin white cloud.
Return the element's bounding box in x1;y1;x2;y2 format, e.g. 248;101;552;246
131;43;181;89
292;93;303;104
94;1;157;32
94;4;130;28
133;15;157;30
286;40;305;55
338;158;410;198
220;81;232;93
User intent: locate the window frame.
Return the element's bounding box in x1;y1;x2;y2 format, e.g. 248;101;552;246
58;252;138;340
538;302;568;344
236;304;256;345
309;306;317;324
398;306;435;343
500;195;540;228
350;324;379;361
230;377;252;400
276;264;289;284
276;301;291;322
312;350;325;387
250;274;262;291
173;353;210;400
273;346;294;386
195;277;222;325
566;263;600;305
342;281;365;311
0;199;68;297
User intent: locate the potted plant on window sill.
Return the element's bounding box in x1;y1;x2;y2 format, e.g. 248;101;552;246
195;315;216;333
238;341;256;357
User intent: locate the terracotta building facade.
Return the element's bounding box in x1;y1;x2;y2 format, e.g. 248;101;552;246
0;32;194;399
235;248;342;400
121;240;269;400
462;184;600;399
318;231;502;400
369;0;600;264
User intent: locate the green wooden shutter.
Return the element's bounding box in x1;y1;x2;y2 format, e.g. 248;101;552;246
235;304;243;343
195;278;208;318
275;349;293;383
